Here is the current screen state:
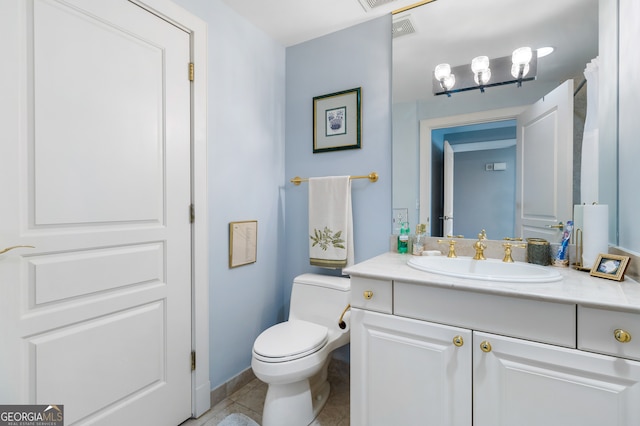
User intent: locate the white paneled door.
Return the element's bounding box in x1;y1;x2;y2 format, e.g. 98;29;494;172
515;80;574;240
0;1;192;425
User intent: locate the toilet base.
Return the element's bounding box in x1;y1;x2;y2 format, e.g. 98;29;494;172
262;381;330;426
261;364;332;426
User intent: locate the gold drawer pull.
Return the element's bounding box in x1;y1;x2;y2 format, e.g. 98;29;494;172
363;291;373;300
480;341;492;353
614;329;632;343
453;335;464;347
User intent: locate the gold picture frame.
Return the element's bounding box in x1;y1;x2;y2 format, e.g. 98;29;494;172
229;220;257;268
589;253;630;281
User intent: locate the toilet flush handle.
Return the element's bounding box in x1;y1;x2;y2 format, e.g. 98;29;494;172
338;304;351;329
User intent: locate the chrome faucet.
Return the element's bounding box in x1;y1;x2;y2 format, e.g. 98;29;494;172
473;229;487;260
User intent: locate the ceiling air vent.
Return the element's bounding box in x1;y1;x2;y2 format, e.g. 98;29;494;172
392;15;416;39
357;0;399;12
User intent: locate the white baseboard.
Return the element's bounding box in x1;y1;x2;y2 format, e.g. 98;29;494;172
193;380;212;417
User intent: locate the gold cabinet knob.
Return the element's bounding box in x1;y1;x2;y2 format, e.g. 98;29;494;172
363;291;373;300
614;329;632;343
453;335;464;347
480;341;492;353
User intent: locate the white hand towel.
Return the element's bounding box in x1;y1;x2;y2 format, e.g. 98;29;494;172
308;176;354;269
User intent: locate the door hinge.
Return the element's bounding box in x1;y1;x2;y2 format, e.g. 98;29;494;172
190;204;195;223
189;62;194;81
191;351;196;371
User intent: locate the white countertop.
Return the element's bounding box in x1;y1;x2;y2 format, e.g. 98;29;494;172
344;252;640;313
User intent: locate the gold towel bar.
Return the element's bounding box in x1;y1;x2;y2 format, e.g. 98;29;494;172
290;172;378;186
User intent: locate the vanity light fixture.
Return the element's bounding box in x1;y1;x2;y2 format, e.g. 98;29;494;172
471;55;491;91
434;63;455;96
432;46;537;96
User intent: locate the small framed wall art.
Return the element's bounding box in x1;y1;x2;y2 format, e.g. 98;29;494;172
229;220;257;268
589;253;630;281
313;87;361;153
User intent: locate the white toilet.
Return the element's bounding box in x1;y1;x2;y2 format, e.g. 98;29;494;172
251;273;351;426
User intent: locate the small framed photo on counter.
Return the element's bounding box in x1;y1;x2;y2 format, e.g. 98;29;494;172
590;253;630;281
229;220;257;268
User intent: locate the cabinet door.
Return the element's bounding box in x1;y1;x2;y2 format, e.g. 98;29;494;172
351;308;472;426
474;331;640;426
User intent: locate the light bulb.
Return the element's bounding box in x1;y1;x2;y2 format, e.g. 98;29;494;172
441;73;455;90
434;63;455;91
434;63;452;81
471;56;490;74
474;68;491;85
512;47;532;66
511;63;530;79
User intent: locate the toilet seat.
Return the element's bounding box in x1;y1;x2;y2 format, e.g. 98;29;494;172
253;320;328;363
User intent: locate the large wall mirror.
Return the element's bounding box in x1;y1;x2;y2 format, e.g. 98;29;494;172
391;0;617;241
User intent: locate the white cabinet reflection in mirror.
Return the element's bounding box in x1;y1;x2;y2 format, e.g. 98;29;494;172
346;253;640;426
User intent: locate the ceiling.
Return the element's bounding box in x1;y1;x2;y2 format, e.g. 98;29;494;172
219;0;416;47
221;0;599;103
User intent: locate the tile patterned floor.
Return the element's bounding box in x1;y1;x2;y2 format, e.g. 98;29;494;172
181;360;350;426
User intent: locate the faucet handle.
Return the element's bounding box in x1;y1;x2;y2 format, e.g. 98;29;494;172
503;237;523;241
502;242;527;263
473;231;488;260
437;239;458;258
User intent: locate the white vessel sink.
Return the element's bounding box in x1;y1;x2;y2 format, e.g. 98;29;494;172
407;256;562;283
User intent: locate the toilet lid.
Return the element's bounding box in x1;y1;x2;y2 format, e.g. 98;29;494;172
253;320;328;362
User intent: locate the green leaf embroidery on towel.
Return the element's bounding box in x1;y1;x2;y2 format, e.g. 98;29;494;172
310;227;345;251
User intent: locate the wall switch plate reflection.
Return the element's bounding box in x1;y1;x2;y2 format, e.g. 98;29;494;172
393;208;408;235
494;162;507;171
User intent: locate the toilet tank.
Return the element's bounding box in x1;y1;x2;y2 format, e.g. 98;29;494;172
289;273;350;328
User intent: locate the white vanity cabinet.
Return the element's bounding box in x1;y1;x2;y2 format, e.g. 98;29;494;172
351;308;472;425
349;268;640;426
473;331;640;426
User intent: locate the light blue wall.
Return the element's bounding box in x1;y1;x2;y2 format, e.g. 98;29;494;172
392;102;419;229
284;16;393;314
172;0;286;389
617;0;640;253
284;15;392;368
597;0;618;246
453;146;516;239
171;0;391;388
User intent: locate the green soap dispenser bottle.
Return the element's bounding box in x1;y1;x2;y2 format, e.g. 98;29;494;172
398;222;410;253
